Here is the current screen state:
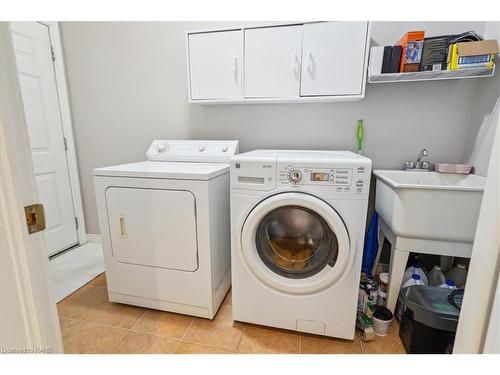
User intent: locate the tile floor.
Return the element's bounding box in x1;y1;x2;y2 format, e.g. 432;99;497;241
57;273;406;354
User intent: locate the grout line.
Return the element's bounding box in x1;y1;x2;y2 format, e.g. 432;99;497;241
128;309;149;332
357;330;366;354
178;338;236;353
172;319;194;353
234;321;247;354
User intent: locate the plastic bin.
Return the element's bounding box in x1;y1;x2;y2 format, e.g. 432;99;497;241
396;285;461;354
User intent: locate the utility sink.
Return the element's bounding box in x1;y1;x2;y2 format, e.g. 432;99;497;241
374;170;485;244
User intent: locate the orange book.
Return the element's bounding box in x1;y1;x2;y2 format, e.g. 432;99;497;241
396;31;425;72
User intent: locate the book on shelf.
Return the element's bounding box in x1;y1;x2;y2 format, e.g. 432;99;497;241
420;35;452;71
396;31;425;72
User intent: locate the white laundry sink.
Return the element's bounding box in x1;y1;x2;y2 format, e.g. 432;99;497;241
374;170;485;243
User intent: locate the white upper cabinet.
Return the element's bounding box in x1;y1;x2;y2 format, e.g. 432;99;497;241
300;22;368;96
244;25;302;98
188;30;243;100
187;22;369;104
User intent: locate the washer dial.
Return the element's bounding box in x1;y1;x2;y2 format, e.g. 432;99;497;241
288;169;302;184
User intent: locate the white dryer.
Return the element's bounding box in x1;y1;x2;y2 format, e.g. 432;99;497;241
93;140;238;319
230;150;371;339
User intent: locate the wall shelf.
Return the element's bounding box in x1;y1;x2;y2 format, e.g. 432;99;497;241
367;46;495;84
369;65;495;83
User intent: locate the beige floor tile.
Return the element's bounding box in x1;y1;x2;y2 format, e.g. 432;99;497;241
361;321;406;354
111;331;178;354
131;309;193;339
86;302;146;329
62;320;128;354
57;285;109;320
300;333;363;354
183;306;244;351
59;317;82;337
89;273;107;287
222;289;232;307
175;342;234;354
238;325;300;354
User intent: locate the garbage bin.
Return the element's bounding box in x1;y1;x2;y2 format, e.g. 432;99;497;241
397;285;462;354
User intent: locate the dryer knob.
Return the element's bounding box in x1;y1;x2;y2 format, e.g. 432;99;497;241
199;146;206;152
157;144;167;153
221;146;228;152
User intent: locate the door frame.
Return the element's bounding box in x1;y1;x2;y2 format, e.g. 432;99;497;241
0;21;63;353
37;21;87;246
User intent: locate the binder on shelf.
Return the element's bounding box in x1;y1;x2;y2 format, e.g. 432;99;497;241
389;46;403;73
382;46;392;73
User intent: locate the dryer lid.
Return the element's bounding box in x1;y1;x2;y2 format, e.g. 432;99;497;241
93;161;229;180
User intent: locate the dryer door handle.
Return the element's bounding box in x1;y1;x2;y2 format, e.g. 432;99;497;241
119;216;128;238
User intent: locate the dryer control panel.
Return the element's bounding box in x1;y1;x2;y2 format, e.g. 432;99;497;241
146;140;239;163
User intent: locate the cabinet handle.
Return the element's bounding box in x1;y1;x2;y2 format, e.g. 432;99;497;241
233;57;238;83
292;52;300;79
306;50;313;74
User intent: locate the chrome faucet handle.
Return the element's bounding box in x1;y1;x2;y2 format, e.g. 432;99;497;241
421;161;431;170
404;161;415;170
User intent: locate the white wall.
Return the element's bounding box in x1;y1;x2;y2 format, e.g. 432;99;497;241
60;21;490;234
464;21;500;176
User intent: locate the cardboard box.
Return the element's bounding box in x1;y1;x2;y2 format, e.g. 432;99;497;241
447;40;499;69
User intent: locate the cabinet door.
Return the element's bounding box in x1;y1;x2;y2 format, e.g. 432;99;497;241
300;22;368;96
244;25;302;98
188;30;243;100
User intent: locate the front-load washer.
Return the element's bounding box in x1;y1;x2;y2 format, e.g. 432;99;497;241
230;150;371;339
93;140;238;319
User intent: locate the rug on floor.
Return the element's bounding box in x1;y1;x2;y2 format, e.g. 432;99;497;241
50;242;105;302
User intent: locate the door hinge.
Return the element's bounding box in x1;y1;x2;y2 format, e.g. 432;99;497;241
51;46;56;62
63;137;68;151
75;217;79;229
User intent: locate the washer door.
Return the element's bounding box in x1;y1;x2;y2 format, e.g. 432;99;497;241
241;192;350;294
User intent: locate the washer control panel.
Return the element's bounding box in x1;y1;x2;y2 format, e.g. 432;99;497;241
279;165;368;194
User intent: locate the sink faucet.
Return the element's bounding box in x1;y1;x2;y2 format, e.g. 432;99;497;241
405;148;431;171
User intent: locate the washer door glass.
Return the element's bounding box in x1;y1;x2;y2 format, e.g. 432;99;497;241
256;205;338;279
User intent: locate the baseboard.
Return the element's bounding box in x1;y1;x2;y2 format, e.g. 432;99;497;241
86;233;101;243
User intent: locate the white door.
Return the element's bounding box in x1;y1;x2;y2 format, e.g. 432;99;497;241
188;30;243;100
244;25;302;98
105;187;199;272
10;22;78;256
300;22;368;96
1;22;62;353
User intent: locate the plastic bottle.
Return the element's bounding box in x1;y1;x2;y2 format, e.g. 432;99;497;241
439;279;458;290
446;263;468;288
427;265;446;287
403;262;428;285
401;274;424;288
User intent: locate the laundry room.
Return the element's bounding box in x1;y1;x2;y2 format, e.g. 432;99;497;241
0;1;499;371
